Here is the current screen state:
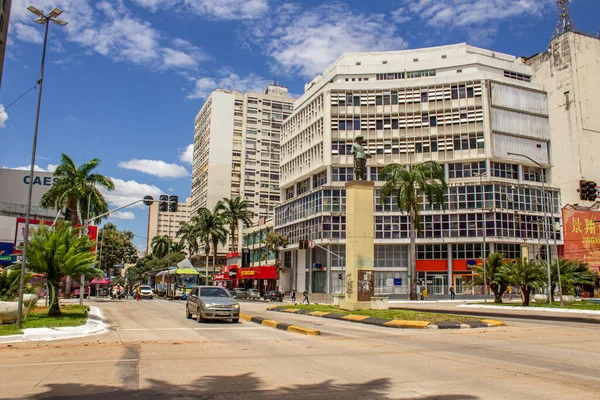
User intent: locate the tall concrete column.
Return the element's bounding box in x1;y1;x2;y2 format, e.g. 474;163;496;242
447;243;453;287
296;250;306;292
340;181;375;311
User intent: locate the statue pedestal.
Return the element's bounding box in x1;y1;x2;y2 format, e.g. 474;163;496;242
339;181;375;311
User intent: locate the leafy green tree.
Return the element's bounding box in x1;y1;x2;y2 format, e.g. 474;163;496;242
195;204;228;280
171;241;185;254
380;161;447;300
219;197;253;252
0;269;29;301
471;252;511;303
550;258;595;298
26;222;100;316
499;258;547;306
176;221;199;257
151;235;172;259
261;230;289;270
40;154;115;226
97;223;138;273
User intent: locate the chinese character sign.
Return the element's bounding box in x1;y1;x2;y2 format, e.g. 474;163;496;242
562;209;600;266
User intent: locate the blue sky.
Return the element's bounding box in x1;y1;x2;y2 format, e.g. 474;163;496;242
1;0;599;251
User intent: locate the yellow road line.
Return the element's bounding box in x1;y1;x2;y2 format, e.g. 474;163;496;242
287;325;321;336
383;320;430;329
481;319;505;327
341;315;370;322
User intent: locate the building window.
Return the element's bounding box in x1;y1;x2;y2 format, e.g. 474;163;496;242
375;215;409;239
313;170;327;188
448;161;486;179
417;244;445;259
491;162;519;180
382;60;388;64
494;243;521;259
441;55;447;59
413;58;419;62
356;62;361;66
503;70;531;82
523;166;546;183
453;243;484;259
297;178;310;195
331;167;354;182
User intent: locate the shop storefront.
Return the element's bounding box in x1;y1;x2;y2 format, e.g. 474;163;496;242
215;265;278;295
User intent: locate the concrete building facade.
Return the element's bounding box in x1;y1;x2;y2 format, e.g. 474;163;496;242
275;44;563;296
146;197;192;255
190;84;295;254
0;0;11;89
526;31;600;206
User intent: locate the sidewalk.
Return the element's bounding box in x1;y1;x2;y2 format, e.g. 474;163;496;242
389;301;600;324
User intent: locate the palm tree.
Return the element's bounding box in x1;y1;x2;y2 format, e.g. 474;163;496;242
151;235;171;258
550;258;595;300
195;204;228;280
499;258;547;306
261;230;289;270
380;161;447;300
27;221;100;316
218;197;253;252
40;154;115;226
471;252;511;303
176;221;199;257
171;241;186;254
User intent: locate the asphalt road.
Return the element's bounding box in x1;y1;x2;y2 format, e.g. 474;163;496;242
1;298;599;399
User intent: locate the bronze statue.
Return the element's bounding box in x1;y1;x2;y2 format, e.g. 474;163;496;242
350;135;371;180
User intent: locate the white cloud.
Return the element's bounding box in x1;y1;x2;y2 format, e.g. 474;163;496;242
403;0;545;28
101;177;163;209
250;4;408;78
10;164;57;172
0;105;7;128
109;211;136;220
188;70;271;99
179;144;193;164
391;8;411;24
9;0;207;70
168;188;175;193
183;0;269;20
118;159;190;178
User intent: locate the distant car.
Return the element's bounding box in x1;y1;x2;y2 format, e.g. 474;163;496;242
230;288;248;299
140;285;154;299
263;290;283;302
247;289;261;300
186;286;240;323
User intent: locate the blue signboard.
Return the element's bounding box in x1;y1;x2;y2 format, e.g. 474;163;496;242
0;242;15;266
393;278;402;286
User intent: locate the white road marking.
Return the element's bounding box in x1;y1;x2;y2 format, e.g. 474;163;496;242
0;359;139;368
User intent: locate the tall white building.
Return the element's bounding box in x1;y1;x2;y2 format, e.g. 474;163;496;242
146;197;192;255
190;84;295;252
275;43;562;296
526;31;600;206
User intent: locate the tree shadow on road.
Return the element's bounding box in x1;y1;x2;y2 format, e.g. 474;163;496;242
32;372;480;399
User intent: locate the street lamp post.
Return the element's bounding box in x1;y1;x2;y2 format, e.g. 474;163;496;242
16;6;68;329
507;152;552;304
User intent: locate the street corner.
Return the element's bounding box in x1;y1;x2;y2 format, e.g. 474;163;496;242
239;313;321;336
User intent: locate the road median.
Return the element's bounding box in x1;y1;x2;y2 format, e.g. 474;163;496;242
268;306;504;330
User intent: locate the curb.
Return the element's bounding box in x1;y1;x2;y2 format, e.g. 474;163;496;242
393;306;600;325
267;308;505;330
0;306;109;344
239;314;320;336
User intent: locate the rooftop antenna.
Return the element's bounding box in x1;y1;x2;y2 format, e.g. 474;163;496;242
552;0;578;39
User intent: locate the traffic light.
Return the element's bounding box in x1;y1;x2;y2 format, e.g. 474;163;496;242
159;195;168;212
579;180;598;201
63;208;72;221
539;246;547;260
169;195;178;212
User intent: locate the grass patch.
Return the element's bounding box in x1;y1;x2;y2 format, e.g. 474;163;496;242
277;304;479;323
482;301;600;311
0;305;88;336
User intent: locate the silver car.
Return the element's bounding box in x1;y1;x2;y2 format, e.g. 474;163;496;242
186;286;240;323
247;288;261;300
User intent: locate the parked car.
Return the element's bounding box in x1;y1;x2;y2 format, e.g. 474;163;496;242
230;288;248;299
263;290;283;302
186;286;240;323
140;285;154;299
247;288;261;300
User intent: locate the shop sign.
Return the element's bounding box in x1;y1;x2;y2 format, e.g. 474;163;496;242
563;209;600;266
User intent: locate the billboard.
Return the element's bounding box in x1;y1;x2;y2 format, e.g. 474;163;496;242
0;169;57;207
562;209;600;267
14;218;99;254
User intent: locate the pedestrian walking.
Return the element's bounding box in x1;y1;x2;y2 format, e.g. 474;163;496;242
291;290;296;304
507;284;513;300
136;285;142;301
420;287;428;300
301;290;309;305
449;286;455;300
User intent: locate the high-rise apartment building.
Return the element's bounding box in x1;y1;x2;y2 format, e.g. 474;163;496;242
526;31;600;206
275;43;562;296
0;0;11;88
190;84;295;247
146;197;192;254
